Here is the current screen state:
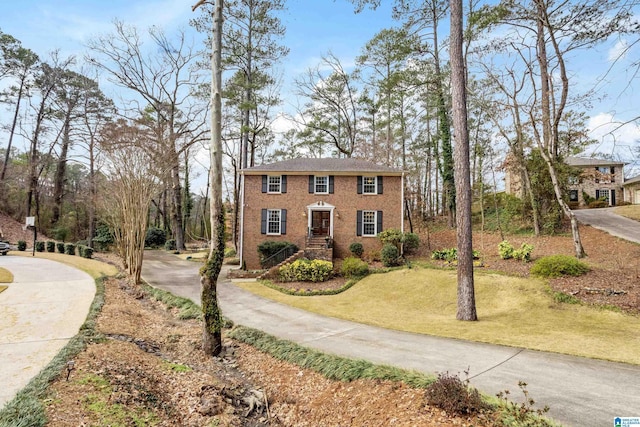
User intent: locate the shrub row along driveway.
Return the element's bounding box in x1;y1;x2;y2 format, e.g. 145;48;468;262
141;250;640;427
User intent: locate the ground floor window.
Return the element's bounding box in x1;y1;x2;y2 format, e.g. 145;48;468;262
261;208;287;235
362;211;376;236
597;189;610;204
569;190;578;202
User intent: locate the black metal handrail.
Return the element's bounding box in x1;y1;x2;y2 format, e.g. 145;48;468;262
261;245;297;269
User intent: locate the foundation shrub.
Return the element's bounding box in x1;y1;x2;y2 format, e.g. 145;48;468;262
349;242;364;258
278;258;333;282
340;256;369;278
381;244;400;267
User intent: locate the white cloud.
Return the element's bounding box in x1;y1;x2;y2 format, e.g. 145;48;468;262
586;112;639;160
607;39;629;63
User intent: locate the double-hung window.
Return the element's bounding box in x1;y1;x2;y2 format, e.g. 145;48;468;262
363;176;376;194
357;176;383;195
308;175;334;194
261;209;287;235
261;175;287;194
267;209;281;234
315;176;329;194
362;211;376;236
356;210;383;237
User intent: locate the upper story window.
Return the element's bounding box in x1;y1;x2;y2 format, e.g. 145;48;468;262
363;176;376;194
268;176;281;193
315;176;329;194
308;175;334;194
261;175;287;194
357;176;383;195
597;166;611;174
568;176;579;185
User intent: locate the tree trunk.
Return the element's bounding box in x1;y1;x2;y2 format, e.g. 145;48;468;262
1;77;25;182
52;116;72;225
534;0;585;258
201;0;225;357
450;0;477;321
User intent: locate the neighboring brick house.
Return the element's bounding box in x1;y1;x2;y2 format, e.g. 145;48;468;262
239;158;404;270
565;157;625;207
504;156;626;207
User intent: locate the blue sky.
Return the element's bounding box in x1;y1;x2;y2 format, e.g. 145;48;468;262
2;0;639;176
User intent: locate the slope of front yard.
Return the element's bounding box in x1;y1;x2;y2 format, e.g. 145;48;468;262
237;223;640;365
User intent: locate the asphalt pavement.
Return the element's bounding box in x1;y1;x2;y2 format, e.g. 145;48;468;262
141;250;640;427
572;207;640;244
0;255;95;409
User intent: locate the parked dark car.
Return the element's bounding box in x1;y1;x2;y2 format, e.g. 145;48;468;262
0;241;10;255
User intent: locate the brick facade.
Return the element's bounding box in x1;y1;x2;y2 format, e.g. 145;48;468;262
239;159;404;270
566;158;625;207
504;156;626;207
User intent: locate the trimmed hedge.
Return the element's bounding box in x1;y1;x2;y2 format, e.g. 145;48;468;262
531;255;590;278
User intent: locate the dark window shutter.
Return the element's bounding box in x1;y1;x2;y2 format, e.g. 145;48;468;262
376;211;383;234
611;190;616;206
377;176;383;194
611;167;615;182
309;175;314;193
261;175;267;193
356;210;363;236
260;209;267;234
281;209;287;234
595;167;599;183
595;190;600;200
282;175;287;193
357;176;363;194
329;175;334;194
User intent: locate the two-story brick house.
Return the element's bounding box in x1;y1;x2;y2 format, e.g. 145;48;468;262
565;157;625;206
504;155;626;207
239;158;404;270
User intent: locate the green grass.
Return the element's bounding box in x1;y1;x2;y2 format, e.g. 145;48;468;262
615;204;640;221
229;325;435;387
11;251;119;279
0;267;13;283
235;266;640;365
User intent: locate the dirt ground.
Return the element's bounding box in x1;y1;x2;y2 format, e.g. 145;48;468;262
2;211;638;426
44;274;494;426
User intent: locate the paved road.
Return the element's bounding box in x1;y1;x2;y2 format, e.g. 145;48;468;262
0;255;95;408
141;251;640;427
573;207;640;244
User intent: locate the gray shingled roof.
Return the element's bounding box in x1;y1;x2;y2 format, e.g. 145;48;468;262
624;175;640;185
566;156;625;167
242;158;403;174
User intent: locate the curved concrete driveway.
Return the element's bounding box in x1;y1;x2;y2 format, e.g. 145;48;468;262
0;255;95;409
141;251;640;427
573;207;640;243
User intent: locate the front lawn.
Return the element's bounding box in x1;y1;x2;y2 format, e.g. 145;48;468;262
235;265;640;365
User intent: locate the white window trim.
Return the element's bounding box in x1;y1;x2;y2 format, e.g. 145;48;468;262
315;175;329;194
362;176;377;195
266;209;281;235
267;175;282;194
362;210;377;237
